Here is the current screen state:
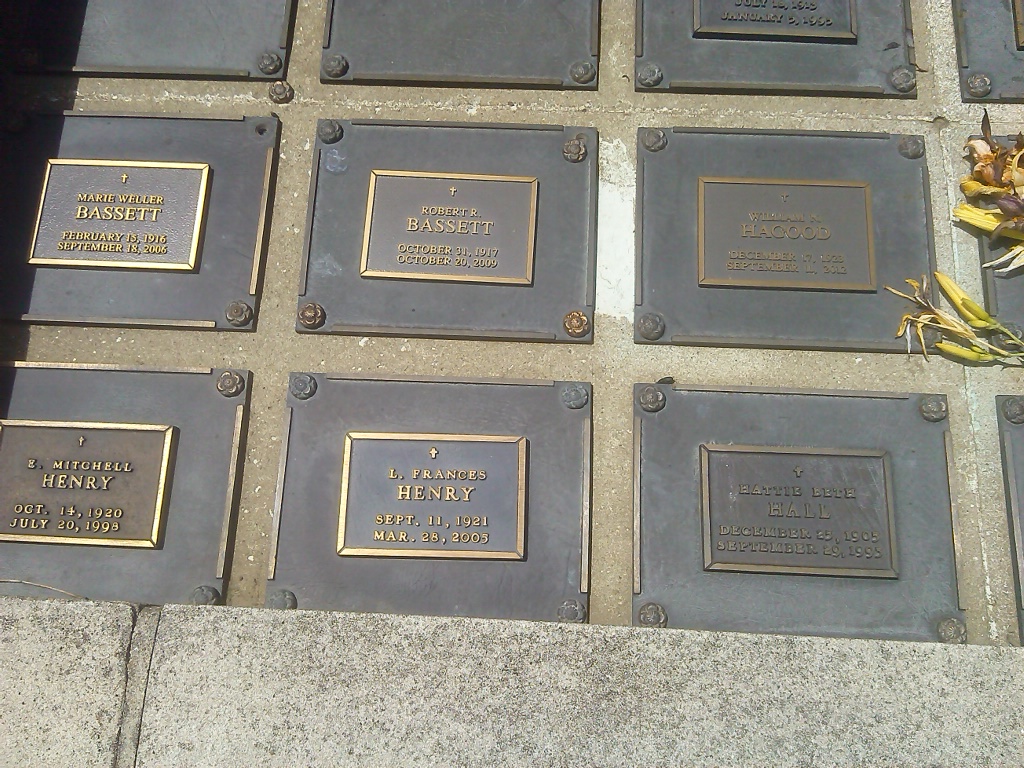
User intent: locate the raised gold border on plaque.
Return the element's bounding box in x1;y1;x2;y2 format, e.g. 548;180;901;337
29;159;210;271
338;432;527;559
359;170;539;285
700;444;898;579
697;176;876;292
0;420;176;548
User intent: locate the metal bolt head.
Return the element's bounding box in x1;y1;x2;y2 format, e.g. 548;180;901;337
918;395;948;423
937;617;967;644
889;65;917;93
216;370;246;398
563;310;590;337
569;60;597;85
267;589;298;610
1002;397;1024;425
636;63;664;88
966;73;992;98
268;80;294;104
642;129;668;153
556;599;587;623
258;52;283;75
638;385;666;413
897;135;925;160
637;312;666;341
561;383;590;410
298;302;326;330
638;602;668;628
562;134;588;163
323;54;350;79
317;119;344;145
191;585;222;606
225;300;254;328
290;373;318;401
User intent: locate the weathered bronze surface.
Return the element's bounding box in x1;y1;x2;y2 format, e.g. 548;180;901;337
694;0;857;42
701;444;897;577
698;177;874;291
361;171;538;285
338;433;527;558
0;113;279;329
637;0;912;96
0;420;176;548
31;160;209;271
270;375;592;620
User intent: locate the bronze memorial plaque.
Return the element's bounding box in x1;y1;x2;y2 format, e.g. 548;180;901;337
361;171;538;285
1015;0;1024;50
694;0;857;42
701;444;897;578
30;160;210;271
698;177;875;291
0;420;177;548
338;433;527;559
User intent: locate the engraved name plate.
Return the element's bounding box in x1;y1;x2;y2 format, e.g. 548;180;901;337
694;0;857;42
30;160;209;271
339;433;527;558
698;178;874;291
0;420;176;548
701;445;897;577
361;171;538;285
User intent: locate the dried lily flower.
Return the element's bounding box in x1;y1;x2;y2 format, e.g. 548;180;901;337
956;111;1024;276
886;272;1024;365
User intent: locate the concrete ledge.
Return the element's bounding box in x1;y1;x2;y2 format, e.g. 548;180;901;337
0;597;134;768
137;606;1024;767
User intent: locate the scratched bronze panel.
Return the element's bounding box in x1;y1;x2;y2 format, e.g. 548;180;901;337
701;445;897;577
694;0;856;42
0;421;176;547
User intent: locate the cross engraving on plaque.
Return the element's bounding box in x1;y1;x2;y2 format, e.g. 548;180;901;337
78;436;86;447
121;174;129;183
449;186;457;196
429;447;438;459
793;466;802;477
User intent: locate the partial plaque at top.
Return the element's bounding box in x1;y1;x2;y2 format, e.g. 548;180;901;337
952;0;1024;102
299;121;596;342
322;0;599;88
0;113;279;330
633;384;963;641
636;129;934;351
21;0;294;79
694;0;856;42
637;0;915;96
